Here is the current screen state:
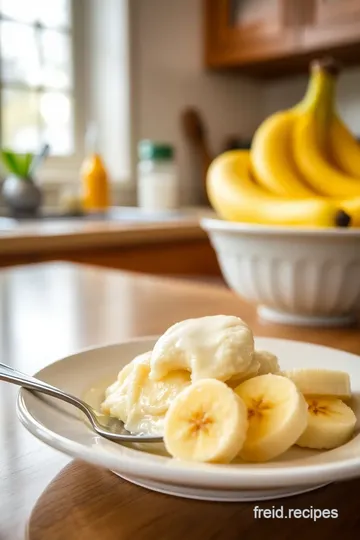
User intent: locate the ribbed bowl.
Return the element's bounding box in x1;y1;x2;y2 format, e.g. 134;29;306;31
201;218;360;327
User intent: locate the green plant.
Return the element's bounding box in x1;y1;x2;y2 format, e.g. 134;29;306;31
0;149;34;178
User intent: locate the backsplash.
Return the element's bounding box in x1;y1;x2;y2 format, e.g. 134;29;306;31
130;0;262;206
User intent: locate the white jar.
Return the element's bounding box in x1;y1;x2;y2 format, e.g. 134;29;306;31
137;140;179;210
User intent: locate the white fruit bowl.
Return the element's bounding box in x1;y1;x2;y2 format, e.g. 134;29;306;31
201;218;360;327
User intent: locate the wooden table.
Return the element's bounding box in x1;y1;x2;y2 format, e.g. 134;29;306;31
0;262;359;540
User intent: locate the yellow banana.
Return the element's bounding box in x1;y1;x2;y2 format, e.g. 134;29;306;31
252;58;360;198
330;118;360;179
207;150;349;228
251;112;314;197
293;65;360;197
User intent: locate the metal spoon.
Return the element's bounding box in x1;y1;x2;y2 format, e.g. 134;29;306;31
0;362;163;443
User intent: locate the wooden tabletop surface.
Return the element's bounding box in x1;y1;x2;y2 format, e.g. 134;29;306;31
0;262;359;540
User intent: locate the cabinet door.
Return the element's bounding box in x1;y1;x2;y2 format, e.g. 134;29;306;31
302;0;360;52
204;0;301;69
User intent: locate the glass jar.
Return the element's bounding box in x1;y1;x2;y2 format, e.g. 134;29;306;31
137;140;179;210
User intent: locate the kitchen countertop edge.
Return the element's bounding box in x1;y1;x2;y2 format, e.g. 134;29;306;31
0;218;210;255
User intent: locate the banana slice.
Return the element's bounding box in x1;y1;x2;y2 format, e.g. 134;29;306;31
283;369;351;400
164;379;248;463
235;374;308;462
297;397;357;450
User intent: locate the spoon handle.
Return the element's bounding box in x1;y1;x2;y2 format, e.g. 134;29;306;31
0;362;91;416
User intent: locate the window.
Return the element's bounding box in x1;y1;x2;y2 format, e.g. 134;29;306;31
0;0;78;159
0;0;132;186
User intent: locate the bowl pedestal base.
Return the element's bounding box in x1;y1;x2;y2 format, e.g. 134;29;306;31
258;306;357;327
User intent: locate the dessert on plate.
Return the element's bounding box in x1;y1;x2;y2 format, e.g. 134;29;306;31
101;315;356;464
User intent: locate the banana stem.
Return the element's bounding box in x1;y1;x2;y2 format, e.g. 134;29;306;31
296;70;336;119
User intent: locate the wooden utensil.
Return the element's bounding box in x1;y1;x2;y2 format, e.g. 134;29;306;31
181;108;212;206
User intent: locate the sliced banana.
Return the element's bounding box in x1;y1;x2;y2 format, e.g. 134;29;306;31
235;374;308;462
297;397;357;450
283;369;351;400
164;379;248;463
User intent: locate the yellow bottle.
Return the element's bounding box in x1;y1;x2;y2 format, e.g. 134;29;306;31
81;124;110;212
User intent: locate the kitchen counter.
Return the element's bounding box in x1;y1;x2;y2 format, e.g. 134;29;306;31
0;207;221;276
0;215;210;254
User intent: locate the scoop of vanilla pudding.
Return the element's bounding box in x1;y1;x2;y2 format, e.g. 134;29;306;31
149;315;255;382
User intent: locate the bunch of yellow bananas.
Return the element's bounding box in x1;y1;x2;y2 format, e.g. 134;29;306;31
207;58;360;228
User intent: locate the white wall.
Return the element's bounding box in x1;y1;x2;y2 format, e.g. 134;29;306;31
131;0;262;205
262;67;360;136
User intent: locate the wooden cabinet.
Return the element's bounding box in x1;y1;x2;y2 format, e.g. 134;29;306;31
204;0;360;75
205;0;300;69
302;0;360;54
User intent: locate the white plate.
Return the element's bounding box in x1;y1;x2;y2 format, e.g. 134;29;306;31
17;337;360;501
